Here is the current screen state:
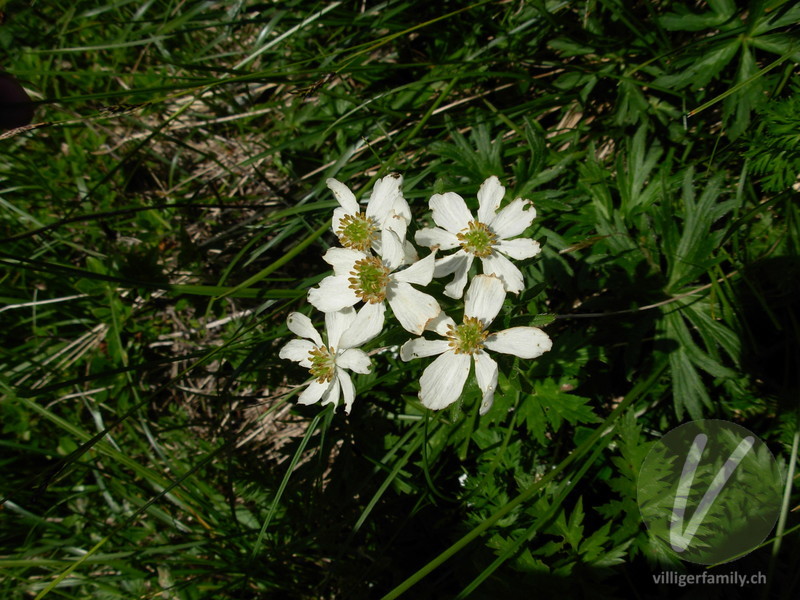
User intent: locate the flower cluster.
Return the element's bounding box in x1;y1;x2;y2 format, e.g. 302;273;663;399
280;173;552;414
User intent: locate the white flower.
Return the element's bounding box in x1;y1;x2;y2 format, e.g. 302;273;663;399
400;274;552;414
327;173;415;267
415;175;541;298
279;305;384;414
308;246;441;335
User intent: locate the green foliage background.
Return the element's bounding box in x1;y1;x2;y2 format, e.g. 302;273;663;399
1;1;799;598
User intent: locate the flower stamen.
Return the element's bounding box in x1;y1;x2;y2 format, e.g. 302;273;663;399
446;316;489;354
348;256;391;303
337;212;378;252
457;220;497;258
308;345;336;383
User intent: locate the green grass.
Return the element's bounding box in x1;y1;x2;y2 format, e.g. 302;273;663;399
2;1;800;598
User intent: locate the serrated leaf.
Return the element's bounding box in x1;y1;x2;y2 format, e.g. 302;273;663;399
664;310;737;379
579;521;612;562
519;391;549;445
553;498;585;551
533;379;601;432
679;300;741;367
750;32;800;62
528;313;556;328
669;347;712;419
655;41;738;89
514;550;550;573
548;37;595;56
666;170;733;291
617;125;662;216
756;4;800;34
660;2;734;31
723;45;762;139
614;410;652;478
591;539;634;567
518;118;548;184
615;79;650;126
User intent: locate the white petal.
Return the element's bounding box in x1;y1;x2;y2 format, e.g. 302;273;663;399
418;351;471;410
496;237;541;260
298;379;333;406
279;339;316;367
426;312;457;336
391;194;411;223
464;274;506;325
434;250;470;276
308;276;359;312
438;252;474;299
322;247;364;277
415;227;460;251
384;208;409;241
491;198;536;239
325;306;357;348
338;302;385;349
337;348;371;374
327;178;359;215
387;282;441;335
332;207;347;237
386;173;412;222
481;252;525;294
477;176;504;225
402;239;419;265
400;338;450;361
379;228;405;271
337;368;356;414
474;351;499;415
484;327;552;359
430;192;473;234
393;250;436;286
319;376;342;409
371;234;383;257
286;312;322;345
378;176;411;242
366;173;403;223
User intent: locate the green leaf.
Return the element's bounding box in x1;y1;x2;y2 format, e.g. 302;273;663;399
518;388;548;445
532;379;601;432
528;313;556;327
655;40;739;89
666;170;733;291
750;32;800;62
554;497;585;551
679;300;741;368
548;37;595;56
723;44;762;140
660;2;735;31
669;347;712;419
664;309;737;380
755;4;800;34
617;125;663;217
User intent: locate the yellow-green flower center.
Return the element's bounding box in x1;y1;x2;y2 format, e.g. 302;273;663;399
337;212;378;252
457;220;497;258
308;345;336;383
447;316;489;355
348;256;391;303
